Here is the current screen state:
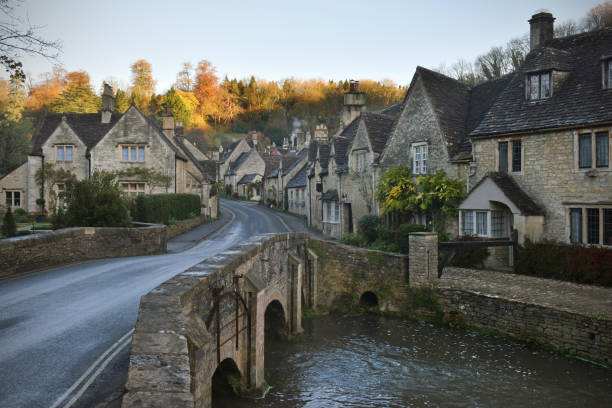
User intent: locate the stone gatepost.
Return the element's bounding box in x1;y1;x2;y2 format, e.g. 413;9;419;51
288;252;304;336
408;232;439;286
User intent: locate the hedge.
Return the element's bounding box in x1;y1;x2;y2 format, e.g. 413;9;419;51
515;240;612;287
130;194;200;224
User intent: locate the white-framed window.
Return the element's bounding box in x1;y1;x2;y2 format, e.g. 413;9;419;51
354;150;367;171
577;131;609;169
56;145;74;162
569;207;612;246
4;190;21;208
412;143;428;175
323;200;339;223
55;183;67;209
526;71;551;100
120;182;146;197
460;210;508;238
121;145;145;163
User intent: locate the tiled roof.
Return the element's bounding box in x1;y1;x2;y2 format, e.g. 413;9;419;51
320;189;338;201
286;164;307;188
237;173;258;185
281;153;298;175
317;143;331;171
308;140;318;161
227;151;250;175
262;154;281;178
483;172;544;216
198;160;218;183
283;148;308;175
362;113;395;154
31;112;122;155
374;103;403;118
471;28;612;137
332;136;351;166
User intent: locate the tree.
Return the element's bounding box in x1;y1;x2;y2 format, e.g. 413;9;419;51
1;205;16;237
0;0;61;82
50;71;100;113
193;60;219;119
34;163;77;213
26;66;66;111
375;166;416;218
583;1;612;31
130;59;155;112
114;88;130;113
160;87;191;127
175;62;194;91
0;115;31;175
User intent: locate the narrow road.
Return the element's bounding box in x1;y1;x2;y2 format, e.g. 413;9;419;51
0;199;308;408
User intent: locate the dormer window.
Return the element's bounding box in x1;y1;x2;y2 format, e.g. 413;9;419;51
527;72;551;100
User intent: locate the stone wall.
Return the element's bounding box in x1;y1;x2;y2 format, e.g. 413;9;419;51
166;215;209;240
470;128;612;243
0;223;166;280
306;239;409;312
436;288;612;365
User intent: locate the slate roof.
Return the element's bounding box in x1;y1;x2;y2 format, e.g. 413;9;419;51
283;148;308;175
31;112;122;155
374;103;403;118
262;154;281;178
281;153;299;176
286;164;308;188
308;140;319;161
475;172;545;216
317;143;331;172
198;160;218;183
320;189;338;201
362;113;395;154
237;173;258;185
471;28;612;137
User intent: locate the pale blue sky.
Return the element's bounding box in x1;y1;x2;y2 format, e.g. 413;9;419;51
15;0;601;92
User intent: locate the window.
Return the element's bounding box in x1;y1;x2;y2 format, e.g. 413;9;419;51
528;72;551;100
498;142;508;172
476;211;488;236
491;211;505;237
354;151;367;171
5;190;21;208
578;131;610;169
55;183;67;209
461;210;474;235
569;207;612;246
323;200;339;223
511;140;522;172
604;59;612;89
56;145;74;162
121;145;145;162
120;182;145;197
570;208;582;243
413;144;428;175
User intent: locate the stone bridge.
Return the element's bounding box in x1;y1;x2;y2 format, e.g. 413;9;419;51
121;232;433;408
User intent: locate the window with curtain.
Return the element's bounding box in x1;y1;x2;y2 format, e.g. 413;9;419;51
587;209;600;244
579;134;592;168
476;211;488;236
570;208;582;243
596;132;609;168
462;211;474;235
512;140;521;172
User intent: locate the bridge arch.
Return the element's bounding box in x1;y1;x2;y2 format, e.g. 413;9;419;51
211;358;242;406
360;291;379;308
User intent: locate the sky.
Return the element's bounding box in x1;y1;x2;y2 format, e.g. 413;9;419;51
11;0;603;93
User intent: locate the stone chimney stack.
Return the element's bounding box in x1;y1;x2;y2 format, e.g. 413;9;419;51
529;11;555;50
101;83;114;124
161;104;175;139
341;80;366;128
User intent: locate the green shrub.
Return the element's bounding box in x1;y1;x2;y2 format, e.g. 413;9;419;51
394;223;427;254
341;233;364;247
515;240;612;287
358;214;381;244
52;171;131;228
449;236;490;268
2;206;17;237
13;208;29;223
130;193;200;225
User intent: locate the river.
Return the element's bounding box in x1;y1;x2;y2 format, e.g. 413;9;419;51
215;314;611;408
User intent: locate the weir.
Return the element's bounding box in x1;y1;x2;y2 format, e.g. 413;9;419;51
121;232;612;408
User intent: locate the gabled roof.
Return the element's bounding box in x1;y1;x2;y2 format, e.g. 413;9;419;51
308;140;319;161
472;172;545;216
198;160;218;183
31;112;122;155
227;151;250;175
317;143;331;171
283;148;308;175
286;164;307;189
237;173;258;185
471;28;612;137
361;112;395;154
373;103;403;118
332;136;351;167
280;153;298;175
262;154;281;178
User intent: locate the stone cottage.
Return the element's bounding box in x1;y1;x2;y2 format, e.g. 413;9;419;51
461;13;612;247
223;148;265;200
0;85;218;217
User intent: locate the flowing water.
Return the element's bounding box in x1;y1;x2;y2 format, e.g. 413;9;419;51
215;314;612;408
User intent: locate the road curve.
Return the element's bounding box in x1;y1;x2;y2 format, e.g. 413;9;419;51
0;199;301;408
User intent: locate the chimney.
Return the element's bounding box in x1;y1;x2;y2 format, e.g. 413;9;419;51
342;80;366;128
162;104;175;139
529;11;555;50
101;83;114;123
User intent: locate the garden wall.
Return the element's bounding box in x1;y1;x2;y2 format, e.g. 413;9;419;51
0;223;166;280
167;215;209;240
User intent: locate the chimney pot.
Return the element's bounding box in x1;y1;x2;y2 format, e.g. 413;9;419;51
529;11;555;50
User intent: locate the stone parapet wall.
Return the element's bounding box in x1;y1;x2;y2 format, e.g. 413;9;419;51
167;215;209;240
436;288;612;365
306;239;409;312
0;223;166;280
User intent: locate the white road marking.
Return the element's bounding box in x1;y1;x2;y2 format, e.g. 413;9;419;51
49;329;134;408
61;336;132;408
274;213;291;232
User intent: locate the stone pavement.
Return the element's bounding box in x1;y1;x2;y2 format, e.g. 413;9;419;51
440;267;612;319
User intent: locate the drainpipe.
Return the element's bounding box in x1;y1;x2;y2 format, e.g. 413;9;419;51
174;159;177;193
